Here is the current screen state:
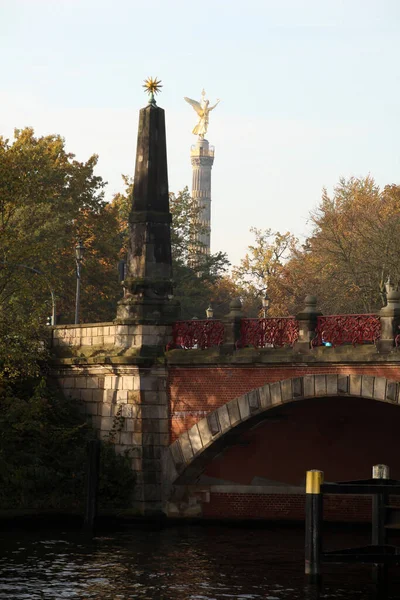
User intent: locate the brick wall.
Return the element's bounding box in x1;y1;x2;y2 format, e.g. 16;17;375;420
202;492;400;522
202;493;372;522
168;365;400;441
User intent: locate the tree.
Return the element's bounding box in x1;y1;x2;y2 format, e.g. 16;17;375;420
0;128;123;381
232;227;299;316
110;183;231;319
283;177;400;314
0;376;135;509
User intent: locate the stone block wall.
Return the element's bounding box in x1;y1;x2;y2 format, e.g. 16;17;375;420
55;363;170;513
52;323;171;349
52;322;172;515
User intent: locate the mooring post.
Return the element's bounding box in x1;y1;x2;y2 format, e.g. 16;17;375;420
371;464;389;591
84;439;101;533
372;464;389;546
305;469;324;582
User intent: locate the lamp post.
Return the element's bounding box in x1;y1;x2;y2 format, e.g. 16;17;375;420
262;292;270;319
75;240;85;325
206;304;214;319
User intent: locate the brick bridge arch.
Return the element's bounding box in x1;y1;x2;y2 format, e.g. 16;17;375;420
164;373;400;487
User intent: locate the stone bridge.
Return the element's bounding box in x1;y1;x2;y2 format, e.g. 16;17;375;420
51;312;400;521
51;91;400;521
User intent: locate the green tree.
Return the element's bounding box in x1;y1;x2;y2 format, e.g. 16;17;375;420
110;183;231;319
0;377;135;510
0;128;123;381
169;187;230;318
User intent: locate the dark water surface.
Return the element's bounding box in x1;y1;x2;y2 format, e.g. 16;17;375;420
1;524;400;599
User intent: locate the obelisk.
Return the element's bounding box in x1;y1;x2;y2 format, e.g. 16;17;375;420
184;90;220;256
116;78;179;326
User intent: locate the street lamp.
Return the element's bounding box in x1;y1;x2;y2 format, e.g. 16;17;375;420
262;292;270;318
75;240;85;324
206;304;214;319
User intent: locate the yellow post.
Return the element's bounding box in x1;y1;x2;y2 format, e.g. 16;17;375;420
306;469;324;494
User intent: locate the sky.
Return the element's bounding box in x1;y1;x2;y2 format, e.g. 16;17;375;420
1;0;400;266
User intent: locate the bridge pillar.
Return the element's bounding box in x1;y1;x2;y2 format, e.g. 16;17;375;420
113;93;180;515
222;298;243;351
377;287;400;353
295;295;322;352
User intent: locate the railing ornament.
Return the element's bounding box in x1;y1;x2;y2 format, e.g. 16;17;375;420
168;313;384;351
170;319;224;350
312;314;381;348
239;317;299;348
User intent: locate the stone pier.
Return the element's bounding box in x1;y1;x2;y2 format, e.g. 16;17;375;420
52;89;179;516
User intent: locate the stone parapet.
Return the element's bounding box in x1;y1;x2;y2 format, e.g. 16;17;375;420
51;323;172;353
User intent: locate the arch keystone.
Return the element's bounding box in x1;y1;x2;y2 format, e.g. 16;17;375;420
197;418;213;446
248;389;261;413
293;377;303;398
326;374;338;395
361;375;374;398
281;379;293;402
304;375;315;397
350;375;362;396
315;375;327;396
238;395;250;420
386;382;398;403
338;375;349;394
270;381;282;405
217;405;231;432
227;398;241;425
374;377;387;401
188;423;203;455
179;432;194;463
259;384;271;407
207;412;220;436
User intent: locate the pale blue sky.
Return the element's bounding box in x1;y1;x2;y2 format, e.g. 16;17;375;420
1;0;399;265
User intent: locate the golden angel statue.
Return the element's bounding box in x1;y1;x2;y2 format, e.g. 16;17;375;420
184;89;220;138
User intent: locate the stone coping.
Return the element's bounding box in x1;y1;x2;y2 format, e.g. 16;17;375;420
52;322;114;329
166;345;400;365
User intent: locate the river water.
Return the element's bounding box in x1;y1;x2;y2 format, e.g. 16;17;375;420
1;524;400;599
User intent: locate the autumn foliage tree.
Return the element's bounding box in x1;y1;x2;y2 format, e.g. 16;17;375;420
232;227;298;316
282;177;400;314
232;177;400;317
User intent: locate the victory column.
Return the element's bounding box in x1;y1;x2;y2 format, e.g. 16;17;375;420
184;90;220;256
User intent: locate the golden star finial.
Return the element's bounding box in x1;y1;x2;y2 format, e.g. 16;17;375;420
143;77;162;105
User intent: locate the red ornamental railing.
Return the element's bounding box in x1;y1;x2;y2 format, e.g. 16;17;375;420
239;317;299;348
313;314;381;347
171;319;225;350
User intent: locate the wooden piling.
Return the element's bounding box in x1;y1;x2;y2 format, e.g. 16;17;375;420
84;439;101;533
305;470;324;582
372;464;389;546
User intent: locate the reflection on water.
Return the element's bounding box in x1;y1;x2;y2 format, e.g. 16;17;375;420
0;524;400;599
